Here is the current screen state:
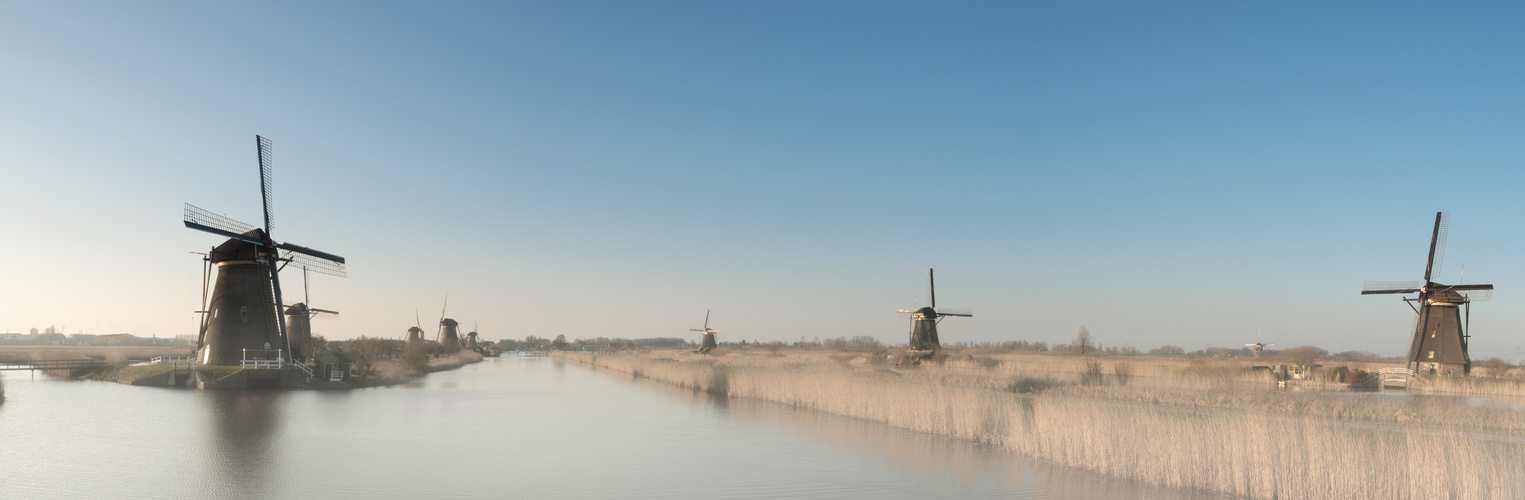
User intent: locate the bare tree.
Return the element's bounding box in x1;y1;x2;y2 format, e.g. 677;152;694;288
349;336;392;376
1287;345;1320;368
1074;326;1094;356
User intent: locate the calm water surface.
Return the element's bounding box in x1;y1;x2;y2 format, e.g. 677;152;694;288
1;357;1220;499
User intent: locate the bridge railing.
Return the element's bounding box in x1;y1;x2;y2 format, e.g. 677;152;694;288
0;359;107;371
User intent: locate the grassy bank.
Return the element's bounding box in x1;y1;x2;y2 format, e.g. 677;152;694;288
555;350;1525;499
353;351;484;387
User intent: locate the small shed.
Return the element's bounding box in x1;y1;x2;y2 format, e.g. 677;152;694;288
317;350;353;382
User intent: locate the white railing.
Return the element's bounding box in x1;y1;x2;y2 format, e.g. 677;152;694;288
1379;367;1415;376
151;356;194;365
294;362;315;378
240;359;284;369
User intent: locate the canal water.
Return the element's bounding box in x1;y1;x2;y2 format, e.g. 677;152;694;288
0;357;1219;499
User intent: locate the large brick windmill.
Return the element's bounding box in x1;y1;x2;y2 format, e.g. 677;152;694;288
185;136;347;366
897;268;972;353
1362;212;1493;376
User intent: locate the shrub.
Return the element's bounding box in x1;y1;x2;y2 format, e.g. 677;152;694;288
1113;361;1134;386
1007;376;1062;393
1081;358;1107;386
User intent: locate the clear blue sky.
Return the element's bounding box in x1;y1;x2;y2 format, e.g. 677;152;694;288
3;2;1523;358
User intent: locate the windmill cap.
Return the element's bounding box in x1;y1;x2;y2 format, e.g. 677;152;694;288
209;229;268;263
917;306;937;317
440;318;459;326
408;326;423;333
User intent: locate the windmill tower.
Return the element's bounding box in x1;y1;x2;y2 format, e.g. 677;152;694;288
690;310;719;354
438;319;463;352
1362;212;1493;376
897;268;972;352
1245;331;1274;358
184;136;347;366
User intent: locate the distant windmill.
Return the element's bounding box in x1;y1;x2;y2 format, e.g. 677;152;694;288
184;136;346;366
285;267;340;359
465;321;481;352
1245;331;1274;358
406;310;426;345
1362;212;1494;376
897;268;972;352
436;295;462;352
690;310;720;354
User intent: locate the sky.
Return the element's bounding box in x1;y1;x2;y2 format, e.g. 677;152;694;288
2;1;1523;358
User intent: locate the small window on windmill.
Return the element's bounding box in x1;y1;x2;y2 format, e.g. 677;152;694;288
213;308;218;319
240;306;248;322
1429;351;1435;359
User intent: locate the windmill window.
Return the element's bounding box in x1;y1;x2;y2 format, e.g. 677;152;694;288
240;307;249;322
1428;351;1435;359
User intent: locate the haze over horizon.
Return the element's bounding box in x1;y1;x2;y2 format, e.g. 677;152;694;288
4;2;1524;359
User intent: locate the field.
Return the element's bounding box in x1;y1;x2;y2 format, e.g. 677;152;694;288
554;349;1525;499
0;346;193;364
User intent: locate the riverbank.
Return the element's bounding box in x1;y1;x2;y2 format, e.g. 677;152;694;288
61;351;485;388
554;349;1525;499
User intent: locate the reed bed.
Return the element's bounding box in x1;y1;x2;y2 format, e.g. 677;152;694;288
556;350;1525;499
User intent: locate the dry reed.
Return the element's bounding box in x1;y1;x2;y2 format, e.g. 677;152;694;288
555;350;1525;499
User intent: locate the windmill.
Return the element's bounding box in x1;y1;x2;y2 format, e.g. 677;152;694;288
897;268;972;352
1244;331;1274;358
285;266;340;360
184;136;346;366
436;295;462;352
406;310;426;345
1362;212;1493;376
463;321;481;349
690;310;720;354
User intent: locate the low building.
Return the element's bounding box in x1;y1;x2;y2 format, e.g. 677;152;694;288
316;350;353;382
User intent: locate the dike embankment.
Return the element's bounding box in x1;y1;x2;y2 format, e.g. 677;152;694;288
553;350;1525;500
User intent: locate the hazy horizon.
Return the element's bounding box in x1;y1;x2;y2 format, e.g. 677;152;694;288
4;2;1524;360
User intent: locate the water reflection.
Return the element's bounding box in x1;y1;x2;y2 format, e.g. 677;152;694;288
200;390;286;498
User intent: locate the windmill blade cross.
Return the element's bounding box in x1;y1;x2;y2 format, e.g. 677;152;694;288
935;307;972;317
1424;212;1448;282
282;250;347;277
257;135;275;235
278;243;346;264
183;204;264;244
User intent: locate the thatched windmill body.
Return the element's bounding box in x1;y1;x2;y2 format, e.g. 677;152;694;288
691;310;719;354
897;268;972;352
185;136;347;366
433;296;463;352
1362;212;1493;376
